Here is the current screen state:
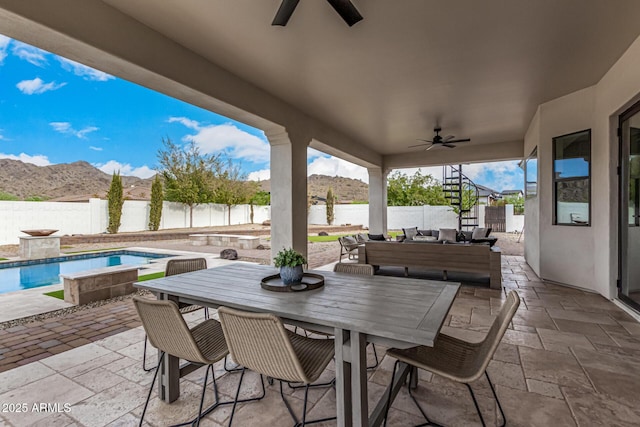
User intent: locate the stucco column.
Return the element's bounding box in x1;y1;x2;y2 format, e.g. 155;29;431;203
368;167;389;235
267;129;310;263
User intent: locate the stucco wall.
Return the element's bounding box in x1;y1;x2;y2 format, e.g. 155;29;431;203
524;32;640;298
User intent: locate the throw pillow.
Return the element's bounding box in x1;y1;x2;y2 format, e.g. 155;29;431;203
438;228;457;242
368;233;386;241
403;227;419;241
472;227;488;240
355;233;368;244
430;229;440;240
341;236;358;250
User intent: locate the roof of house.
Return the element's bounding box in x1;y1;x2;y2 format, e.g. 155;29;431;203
475;184;499;197
501;189;524;195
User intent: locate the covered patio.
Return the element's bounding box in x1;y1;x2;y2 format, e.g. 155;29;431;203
1;255;639;427
1;0;640;426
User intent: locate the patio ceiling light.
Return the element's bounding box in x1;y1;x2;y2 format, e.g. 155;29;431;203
272;0;363;27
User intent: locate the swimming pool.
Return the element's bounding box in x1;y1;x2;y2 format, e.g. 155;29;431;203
0;250;170;294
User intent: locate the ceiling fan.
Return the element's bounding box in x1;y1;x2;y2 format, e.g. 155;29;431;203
272;0;363;27
409;127;471;151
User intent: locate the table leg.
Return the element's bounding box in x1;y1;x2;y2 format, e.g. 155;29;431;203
335;329;352;427
158;293;180;403
350;331;369;427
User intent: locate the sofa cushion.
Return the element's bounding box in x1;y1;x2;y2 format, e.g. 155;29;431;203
368;233;386;241
340;236;359;250
413;235;438;242
460;231;473;242
430;230;440;240
354;233;368;244
417;229;431;236
472;227;488;240
403;227;419;241
438;228;458;242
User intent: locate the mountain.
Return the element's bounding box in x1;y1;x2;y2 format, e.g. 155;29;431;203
257;174;368;203
0;159;153;201
0;160;370;203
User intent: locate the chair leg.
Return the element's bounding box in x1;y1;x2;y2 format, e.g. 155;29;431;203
367;343;379;370
223;354;243;373
139;352;165;427
483;371;506;427
383;360;400;427
142;335;154;372
466;383;486;427
228;367;246;427
406;367;441;427
279;381;336;427
204;307;210;320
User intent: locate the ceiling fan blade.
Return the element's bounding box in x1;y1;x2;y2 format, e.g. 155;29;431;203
416;139;433;143
447;138;471;143
272;0;300;26
442;143;456;148
326;0;363;26
426;144;436;151
408;143;430;148
443;135;455;142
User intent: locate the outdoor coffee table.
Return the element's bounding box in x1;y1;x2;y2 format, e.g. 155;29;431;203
135;263;459;427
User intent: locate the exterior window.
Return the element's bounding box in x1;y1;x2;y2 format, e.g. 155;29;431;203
525;148;537;198
553;130;591;225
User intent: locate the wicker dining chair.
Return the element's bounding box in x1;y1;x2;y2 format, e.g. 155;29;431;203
383;291;520;427
142;257;209;371
218;307;337;427
133;298;237;427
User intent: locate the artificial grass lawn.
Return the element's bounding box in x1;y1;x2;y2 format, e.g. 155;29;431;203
308;231;401;242
0;257;7;261
43;271;166;300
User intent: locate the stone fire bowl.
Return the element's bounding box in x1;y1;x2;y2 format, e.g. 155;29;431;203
20;229;59;237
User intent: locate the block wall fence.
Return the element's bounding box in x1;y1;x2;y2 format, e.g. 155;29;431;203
0;199;523;245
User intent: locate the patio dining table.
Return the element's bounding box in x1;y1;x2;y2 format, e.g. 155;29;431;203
135;263;459;427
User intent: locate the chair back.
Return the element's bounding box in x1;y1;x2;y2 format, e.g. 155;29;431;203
473;291;520;375
333;263;374;275
218;306;310;383
166;258;207;277
133;297;206;363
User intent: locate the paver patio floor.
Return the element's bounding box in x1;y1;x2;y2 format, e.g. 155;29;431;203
1;255;639;426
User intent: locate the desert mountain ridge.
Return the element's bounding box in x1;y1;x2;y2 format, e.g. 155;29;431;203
0;159;369;203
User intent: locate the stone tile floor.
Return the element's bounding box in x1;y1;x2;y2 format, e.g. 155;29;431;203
0;255;639;426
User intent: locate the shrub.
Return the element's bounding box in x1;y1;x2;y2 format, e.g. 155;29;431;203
148;175;163;231
107;172;124;233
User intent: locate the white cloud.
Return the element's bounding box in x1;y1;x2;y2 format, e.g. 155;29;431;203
0;35;10;65
16;77;66;95
12;42;48;67
248;156;368;183
89;146;103;151
168;116;201;130
247;169;270;181
0;152;51;166
58;57;114;81
94;160;156;179
170;117;270;162
49;122;98;139
460;160;523;192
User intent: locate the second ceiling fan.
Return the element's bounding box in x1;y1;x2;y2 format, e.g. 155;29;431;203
409;127;471;151
272;0;363;27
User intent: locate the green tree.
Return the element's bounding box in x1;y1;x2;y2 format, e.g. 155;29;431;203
214;159;257;225
386;170;448;206
497;193;525;214
156;138;222;227
148;175;163;231
326;187;336;225
107;172;124;233
249;190;270;224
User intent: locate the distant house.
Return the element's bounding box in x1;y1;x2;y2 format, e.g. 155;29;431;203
501;189;524;198
475;184;500;205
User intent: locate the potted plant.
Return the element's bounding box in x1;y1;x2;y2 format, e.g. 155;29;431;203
274;247;306;284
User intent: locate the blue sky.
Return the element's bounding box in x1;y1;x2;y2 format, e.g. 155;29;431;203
0;35;523;192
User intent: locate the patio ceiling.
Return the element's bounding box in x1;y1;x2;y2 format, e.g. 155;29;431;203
1;1;640;167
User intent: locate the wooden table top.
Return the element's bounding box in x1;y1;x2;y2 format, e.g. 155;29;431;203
135;263;460;347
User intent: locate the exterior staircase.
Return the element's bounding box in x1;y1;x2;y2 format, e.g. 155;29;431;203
442;164;480;231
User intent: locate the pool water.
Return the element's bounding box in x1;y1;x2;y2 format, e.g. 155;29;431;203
0;251;169;294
